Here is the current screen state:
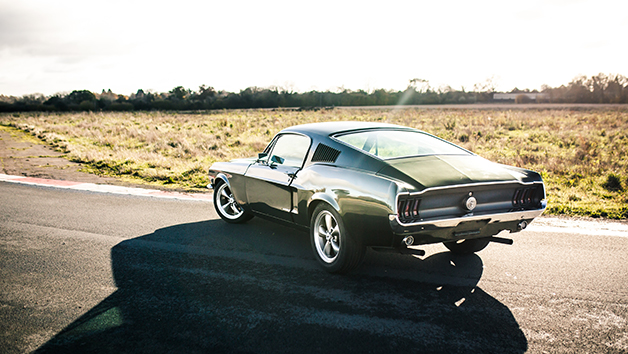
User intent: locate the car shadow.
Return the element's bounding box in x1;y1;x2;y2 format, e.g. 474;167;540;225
35;218;527;353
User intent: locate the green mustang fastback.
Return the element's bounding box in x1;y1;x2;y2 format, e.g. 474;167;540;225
209;121;546;273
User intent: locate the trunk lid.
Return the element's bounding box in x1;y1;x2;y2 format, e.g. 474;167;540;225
378;155;522;190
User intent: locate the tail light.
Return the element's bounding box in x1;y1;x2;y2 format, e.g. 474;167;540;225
512;186;540;208
397;197;421;223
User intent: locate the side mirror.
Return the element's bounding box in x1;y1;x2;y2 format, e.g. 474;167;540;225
270;155;285;165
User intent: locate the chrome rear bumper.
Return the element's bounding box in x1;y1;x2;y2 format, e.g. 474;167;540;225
389;206;546;237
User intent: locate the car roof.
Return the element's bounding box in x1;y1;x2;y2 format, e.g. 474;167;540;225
280;121;414;138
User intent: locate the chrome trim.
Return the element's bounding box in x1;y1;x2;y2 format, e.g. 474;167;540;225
281;207;299;215
398;180;545;198
391;208;545;229
264;132;313;170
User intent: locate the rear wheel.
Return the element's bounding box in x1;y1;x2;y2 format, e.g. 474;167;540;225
213;181;253;224
310;204;365;274
443;237;490;254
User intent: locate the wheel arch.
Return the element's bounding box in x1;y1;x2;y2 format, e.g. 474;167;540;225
307;193;340;223
211;173;230;189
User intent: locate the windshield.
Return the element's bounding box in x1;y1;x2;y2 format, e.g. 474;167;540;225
335;129;470;159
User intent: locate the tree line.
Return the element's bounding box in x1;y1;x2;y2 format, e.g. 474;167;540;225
1;73;626;113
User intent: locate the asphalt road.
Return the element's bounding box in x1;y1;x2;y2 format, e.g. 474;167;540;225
1;182;627;353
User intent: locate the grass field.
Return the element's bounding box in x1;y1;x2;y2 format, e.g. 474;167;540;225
2;106;627;219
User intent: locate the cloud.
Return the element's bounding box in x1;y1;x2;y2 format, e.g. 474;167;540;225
0;4;52;50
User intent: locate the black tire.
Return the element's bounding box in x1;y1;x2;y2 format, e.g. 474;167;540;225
310;204;365;274
213;181;253;224
443;237;491;255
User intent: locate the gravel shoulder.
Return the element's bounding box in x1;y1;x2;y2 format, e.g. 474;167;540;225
0;125;198;192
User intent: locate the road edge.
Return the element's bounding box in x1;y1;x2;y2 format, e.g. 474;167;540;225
0;173;213;202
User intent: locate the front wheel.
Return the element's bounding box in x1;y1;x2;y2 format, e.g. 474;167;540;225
213;181;253;224
310;204;365;274
443;237;490;254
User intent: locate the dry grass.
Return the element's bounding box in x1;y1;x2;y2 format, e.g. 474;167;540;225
2;107;627;218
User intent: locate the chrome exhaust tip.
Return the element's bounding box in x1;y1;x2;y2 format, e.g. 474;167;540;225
402;236;414;246
518;221;528;230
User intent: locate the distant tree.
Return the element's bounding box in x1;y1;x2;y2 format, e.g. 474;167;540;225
588;73;608;103
110;102;134;111
420;91;441;104
372;89;394;105
21;93;46;105
66;90;96;104
169;86;189;100
605;74;628;103
44;95;68;111
409;78;430;93
2;73;627;112
79;100;96;111
152;100;175;110
474;76;498;93
198;85;216;99
565;76;590;103
99;89;116;101
130;89;154;110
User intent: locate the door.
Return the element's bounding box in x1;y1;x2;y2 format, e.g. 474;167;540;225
245;133;311;221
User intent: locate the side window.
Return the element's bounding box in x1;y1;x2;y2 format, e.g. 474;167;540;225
269;134;311;168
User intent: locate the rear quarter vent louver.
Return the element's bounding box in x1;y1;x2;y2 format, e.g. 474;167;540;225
311;144;341;163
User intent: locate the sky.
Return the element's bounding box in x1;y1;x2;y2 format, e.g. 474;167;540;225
1;0;627;97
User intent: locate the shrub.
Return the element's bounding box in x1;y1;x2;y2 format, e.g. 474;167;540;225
443;119;456;131
602;173;624;192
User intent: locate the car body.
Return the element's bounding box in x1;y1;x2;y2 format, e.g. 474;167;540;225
208;121;546;273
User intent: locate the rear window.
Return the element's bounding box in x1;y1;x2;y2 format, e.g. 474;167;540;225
335;129;469;159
